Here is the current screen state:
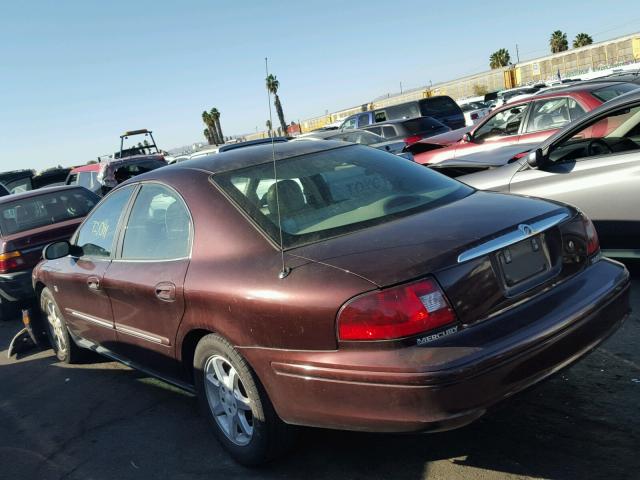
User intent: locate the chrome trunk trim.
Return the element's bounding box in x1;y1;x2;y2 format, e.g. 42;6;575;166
457;212;569;263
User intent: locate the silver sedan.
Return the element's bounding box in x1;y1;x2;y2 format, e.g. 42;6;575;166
451;89;640;258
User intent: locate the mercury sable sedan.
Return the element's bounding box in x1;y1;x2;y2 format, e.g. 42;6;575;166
33;141;630;465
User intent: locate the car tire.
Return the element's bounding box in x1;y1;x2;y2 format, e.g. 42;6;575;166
40;287;84;363
194;333;295;466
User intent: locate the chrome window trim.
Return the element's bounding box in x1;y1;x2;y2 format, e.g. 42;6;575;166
457;212;569;263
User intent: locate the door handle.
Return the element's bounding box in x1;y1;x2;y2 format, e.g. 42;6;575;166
87;276;100;291
155;282;176;302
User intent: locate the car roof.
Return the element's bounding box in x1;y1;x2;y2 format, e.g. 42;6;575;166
217;137;290;152
0;185;87;204
171;140;352;175
535;80;633;96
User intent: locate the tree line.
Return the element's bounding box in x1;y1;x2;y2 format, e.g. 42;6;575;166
489;31;594;69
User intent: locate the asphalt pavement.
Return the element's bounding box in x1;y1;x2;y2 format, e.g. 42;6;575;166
1;270;638;480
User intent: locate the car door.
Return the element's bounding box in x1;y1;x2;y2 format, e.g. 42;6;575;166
455;103;529;160
103;183;192;377
509;103;640;252
49;185;136;346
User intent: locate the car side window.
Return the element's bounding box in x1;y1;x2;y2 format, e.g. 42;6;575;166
74;185;134;258
357;114;371;127
365;126;383;136
474;104;529;142
548;104;640;163
341;117;357;130
382;126;396;138
121;184;192;260
374;111;387;122
526;97;573;133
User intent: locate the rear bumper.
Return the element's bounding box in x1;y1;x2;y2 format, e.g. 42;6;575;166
240;258;630;432
0;270;34;304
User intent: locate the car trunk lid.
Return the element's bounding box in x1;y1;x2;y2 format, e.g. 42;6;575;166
291;191;579;324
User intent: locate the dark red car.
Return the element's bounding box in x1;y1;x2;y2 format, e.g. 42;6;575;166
33;142;630;465
0;186;98;320
411;81;638;165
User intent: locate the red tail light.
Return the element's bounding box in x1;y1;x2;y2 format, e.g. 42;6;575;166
404;135;422;145
471;113;479;120
582;215;600;257
0;251;25;274
337;278;457;341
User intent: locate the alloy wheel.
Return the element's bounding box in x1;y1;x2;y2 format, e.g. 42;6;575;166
45;298;67;354
203;355;254;446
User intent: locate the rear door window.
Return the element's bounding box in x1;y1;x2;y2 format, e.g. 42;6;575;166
357;114;371;127
526;97;573;133
382;126;397;138
121;184;192;260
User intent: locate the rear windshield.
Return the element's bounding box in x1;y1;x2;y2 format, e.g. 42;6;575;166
212;145;472;248
420;97;461;117
402;117;447;133
0;189;98;235
591;82;639;102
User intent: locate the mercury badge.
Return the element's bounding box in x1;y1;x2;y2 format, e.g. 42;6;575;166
518;224;534;236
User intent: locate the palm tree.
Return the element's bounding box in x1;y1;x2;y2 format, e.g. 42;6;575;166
203;128;213;145
550;30;568;53
201;110;218;145
266;74;287;134
489;49;511;69
266;119;272;137
573;33;593;48
210;108;224;145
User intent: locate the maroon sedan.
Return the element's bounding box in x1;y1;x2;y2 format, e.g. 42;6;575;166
0;186;98;320
33;142;630;465
412;81;638;165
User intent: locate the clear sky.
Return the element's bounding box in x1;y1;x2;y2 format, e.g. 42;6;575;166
1;0;639;170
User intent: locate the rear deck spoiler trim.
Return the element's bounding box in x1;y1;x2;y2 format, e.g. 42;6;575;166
457;212;569;263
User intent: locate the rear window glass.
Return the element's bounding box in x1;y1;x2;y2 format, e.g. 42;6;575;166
0;189;98;235
420;97;461;116
402;117;446;133
212;145;471;248
591;83;638;102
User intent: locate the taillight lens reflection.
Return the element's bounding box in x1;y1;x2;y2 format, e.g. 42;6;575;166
338;278;457;341
582;215;600;257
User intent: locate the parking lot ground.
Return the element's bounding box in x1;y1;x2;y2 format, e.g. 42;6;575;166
1;271;639;480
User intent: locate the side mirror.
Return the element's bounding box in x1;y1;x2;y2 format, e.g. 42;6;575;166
527;148;545;168
384;145;391;151
43;241;80;260
462;132;473;143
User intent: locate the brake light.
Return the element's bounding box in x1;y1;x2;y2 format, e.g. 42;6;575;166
582;215;600;257
0;251;24;274
404;135;422;145
337;278;457;341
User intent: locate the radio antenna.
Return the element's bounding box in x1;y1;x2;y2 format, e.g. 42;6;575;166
265;57;290;279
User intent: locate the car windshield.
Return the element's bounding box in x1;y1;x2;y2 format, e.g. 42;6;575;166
0;189;98;235
591;82;639;102
212;145;472;248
